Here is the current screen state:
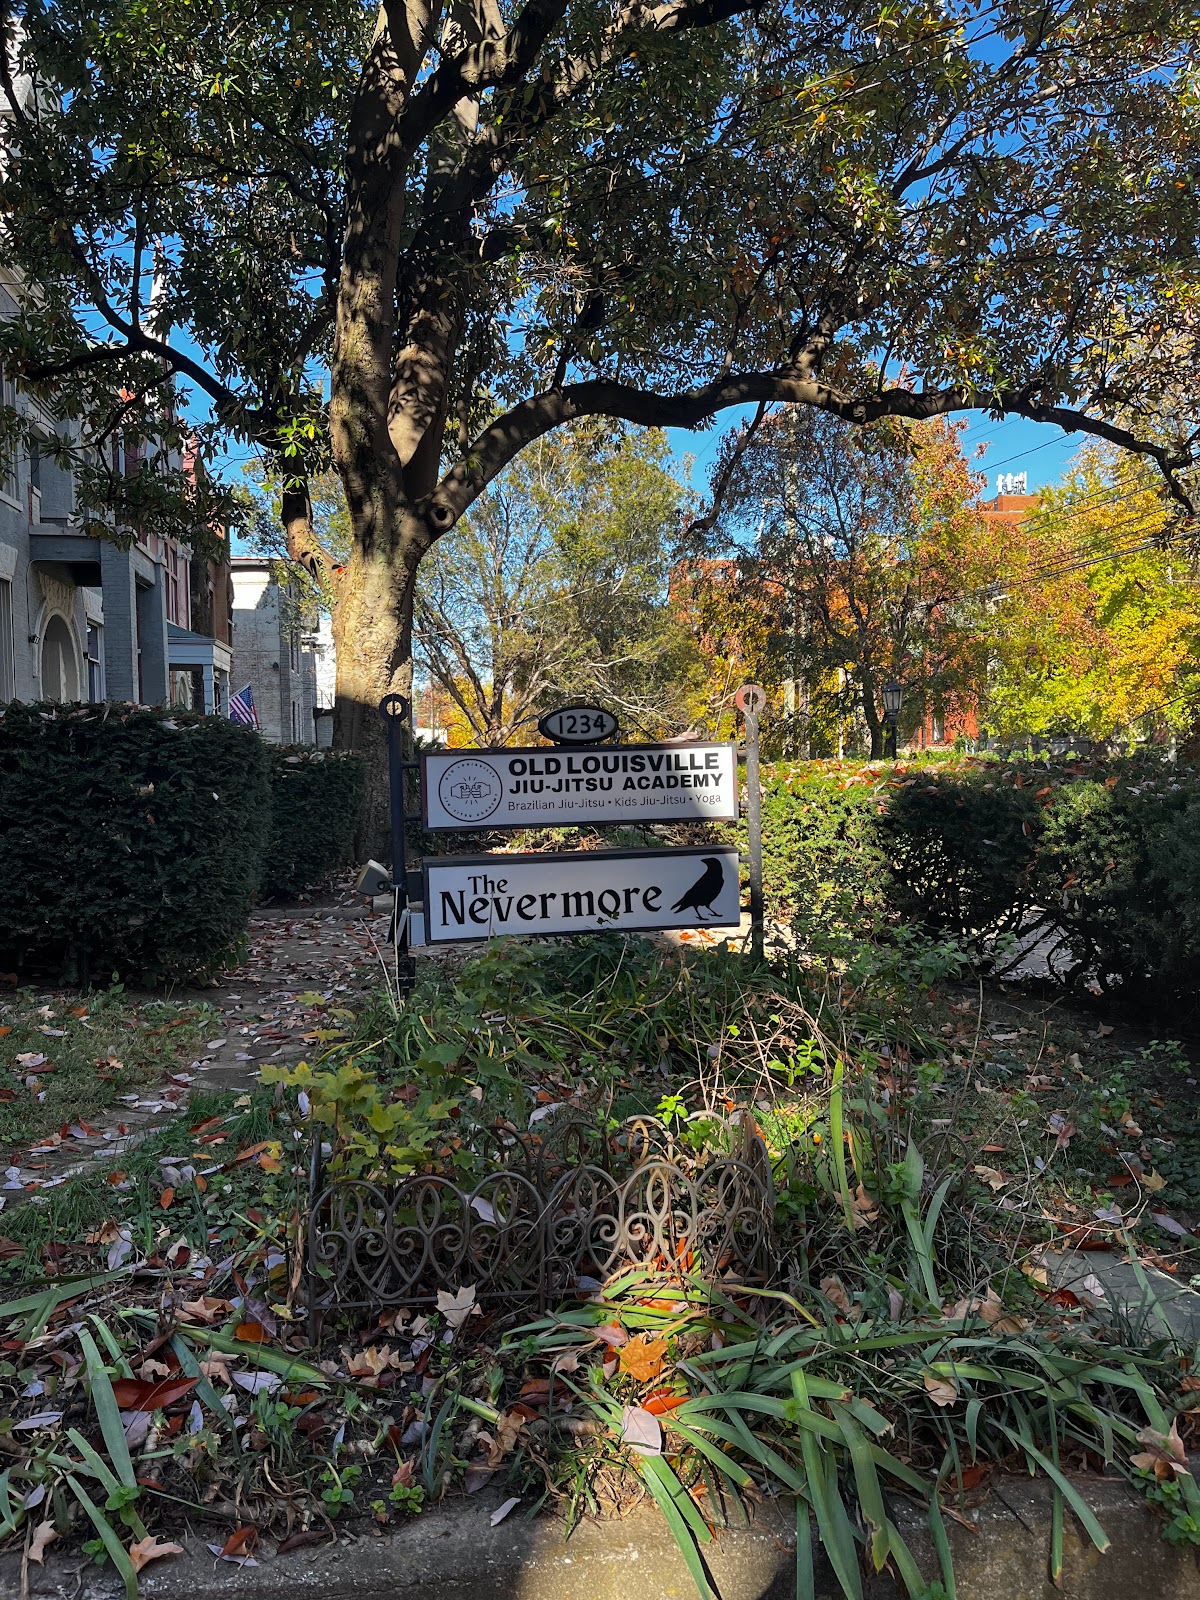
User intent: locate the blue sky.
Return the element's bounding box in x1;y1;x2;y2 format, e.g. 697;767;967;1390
666;408;1082;504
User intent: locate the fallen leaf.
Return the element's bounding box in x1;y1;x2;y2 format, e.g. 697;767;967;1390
973;1165;1008;1191
644;1391;689;1415
221;1526;259;1559
27;1521;58;1563
957;1463;991;1491
819;1275;857;1318
436;1284;477;1332
231;1372;282;1394
277;1530;325;1555
1131;1421;1191;1480
129;1536;184;1572
490;1496;521;1527
1153;1214;1193;1238
486;1410;525;1465
620;1405;663;1456
923;1372;959;1408
594;1323;628;1349
619;1334;668;1384
850;1183;880;1228
234;1321;267;1344
111;1376;197;1413
551;1350;580;1375
180;1296;233;1324
159;1186;175;1210
1141;1169;1168;1194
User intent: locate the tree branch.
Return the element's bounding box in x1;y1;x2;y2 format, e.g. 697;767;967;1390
430;374;1199;531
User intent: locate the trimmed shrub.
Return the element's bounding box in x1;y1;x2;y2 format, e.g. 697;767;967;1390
751;753;1200;1003
262;747;366;899
0;701;271;982
878;767;1043;944
752;763;892;934
1040;774;1200;995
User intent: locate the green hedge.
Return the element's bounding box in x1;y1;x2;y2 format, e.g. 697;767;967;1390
263;747;366;898
0;702;271;982
750;754;1200;1002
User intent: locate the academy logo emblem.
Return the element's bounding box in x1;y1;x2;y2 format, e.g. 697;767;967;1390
436;757;503;823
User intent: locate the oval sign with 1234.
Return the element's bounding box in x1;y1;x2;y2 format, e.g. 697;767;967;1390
538;705;619;745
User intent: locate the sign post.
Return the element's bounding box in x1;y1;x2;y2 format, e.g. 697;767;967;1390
735;684;767;958
379;693;415;984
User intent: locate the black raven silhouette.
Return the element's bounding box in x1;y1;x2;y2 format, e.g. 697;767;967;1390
671;856;725;918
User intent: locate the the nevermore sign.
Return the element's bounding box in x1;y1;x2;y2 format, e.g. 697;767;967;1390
421;846;742;944
421;742;738;830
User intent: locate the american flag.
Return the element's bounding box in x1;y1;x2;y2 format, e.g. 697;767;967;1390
228;682;260;729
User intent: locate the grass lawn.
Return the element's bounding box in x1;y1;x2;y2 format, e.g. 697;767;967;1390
0;984;220;1154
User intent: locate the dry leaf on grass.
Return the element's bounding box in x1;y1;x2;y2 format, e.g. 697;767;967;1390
819;1275;858;1318
27;1521;57;1564
972;1165;1008;1191
850;1183;880;1228
620;1405;663;1456
180;1296;233;1324
1131;1421;1191;1481
594;1323;628;1348
436;1284;477;1331
486;1411;525;1466
129;1536;184;1572
618;1334;667;1384
1140;1169;1168;1193
923;1372;959;1408
346;1344;409;1378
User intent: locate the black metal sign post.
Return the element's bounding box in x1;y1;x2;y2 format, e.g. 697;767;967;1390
735;684;766;958
378;693;416;989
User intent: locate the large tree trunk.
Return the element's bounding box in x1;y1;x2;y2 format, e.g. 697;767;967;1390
332;523;426;862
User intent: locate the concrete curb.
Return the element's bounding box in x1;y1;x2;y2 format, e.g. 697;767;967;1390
4;1477;1199;1600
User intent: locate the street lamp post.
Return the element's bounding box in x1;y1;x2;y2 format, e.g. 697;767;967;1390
882;679;903;759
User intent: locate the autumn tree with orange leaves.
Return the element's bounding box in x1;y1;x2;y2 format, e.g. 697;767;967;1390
693;412;1004;757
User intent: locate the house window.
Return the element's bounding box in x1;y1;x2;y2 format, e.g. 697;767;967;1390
27;440;41;521
931;712;946;744
86;622;103;702
0;366;17;502
291;700;299;743
40;614;78;703
0;579;14;700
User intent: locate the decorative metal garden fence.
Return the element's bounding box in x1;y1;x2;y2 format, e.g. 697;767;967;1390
306;1114;775;1337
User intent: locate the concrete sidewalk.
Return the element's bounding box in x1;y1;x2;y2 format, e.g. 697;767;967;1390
5;1478;1198;1600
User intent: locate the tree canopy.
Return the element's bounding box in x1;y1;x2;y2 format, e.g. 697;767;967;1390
1;0;1197;832
980;448;1200;744
693;411;998;755
414;421;699;744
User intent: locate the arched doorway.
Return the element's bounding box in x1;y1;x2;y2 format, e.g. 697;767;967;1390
40;614;79;703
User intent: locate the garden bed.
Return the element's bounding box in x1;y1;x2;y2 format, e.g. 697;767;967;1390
1;933;1198;1599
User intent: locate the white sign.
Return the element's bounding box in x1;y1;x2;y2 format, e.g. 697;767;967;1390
421;846;742;943
421;742;739;830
